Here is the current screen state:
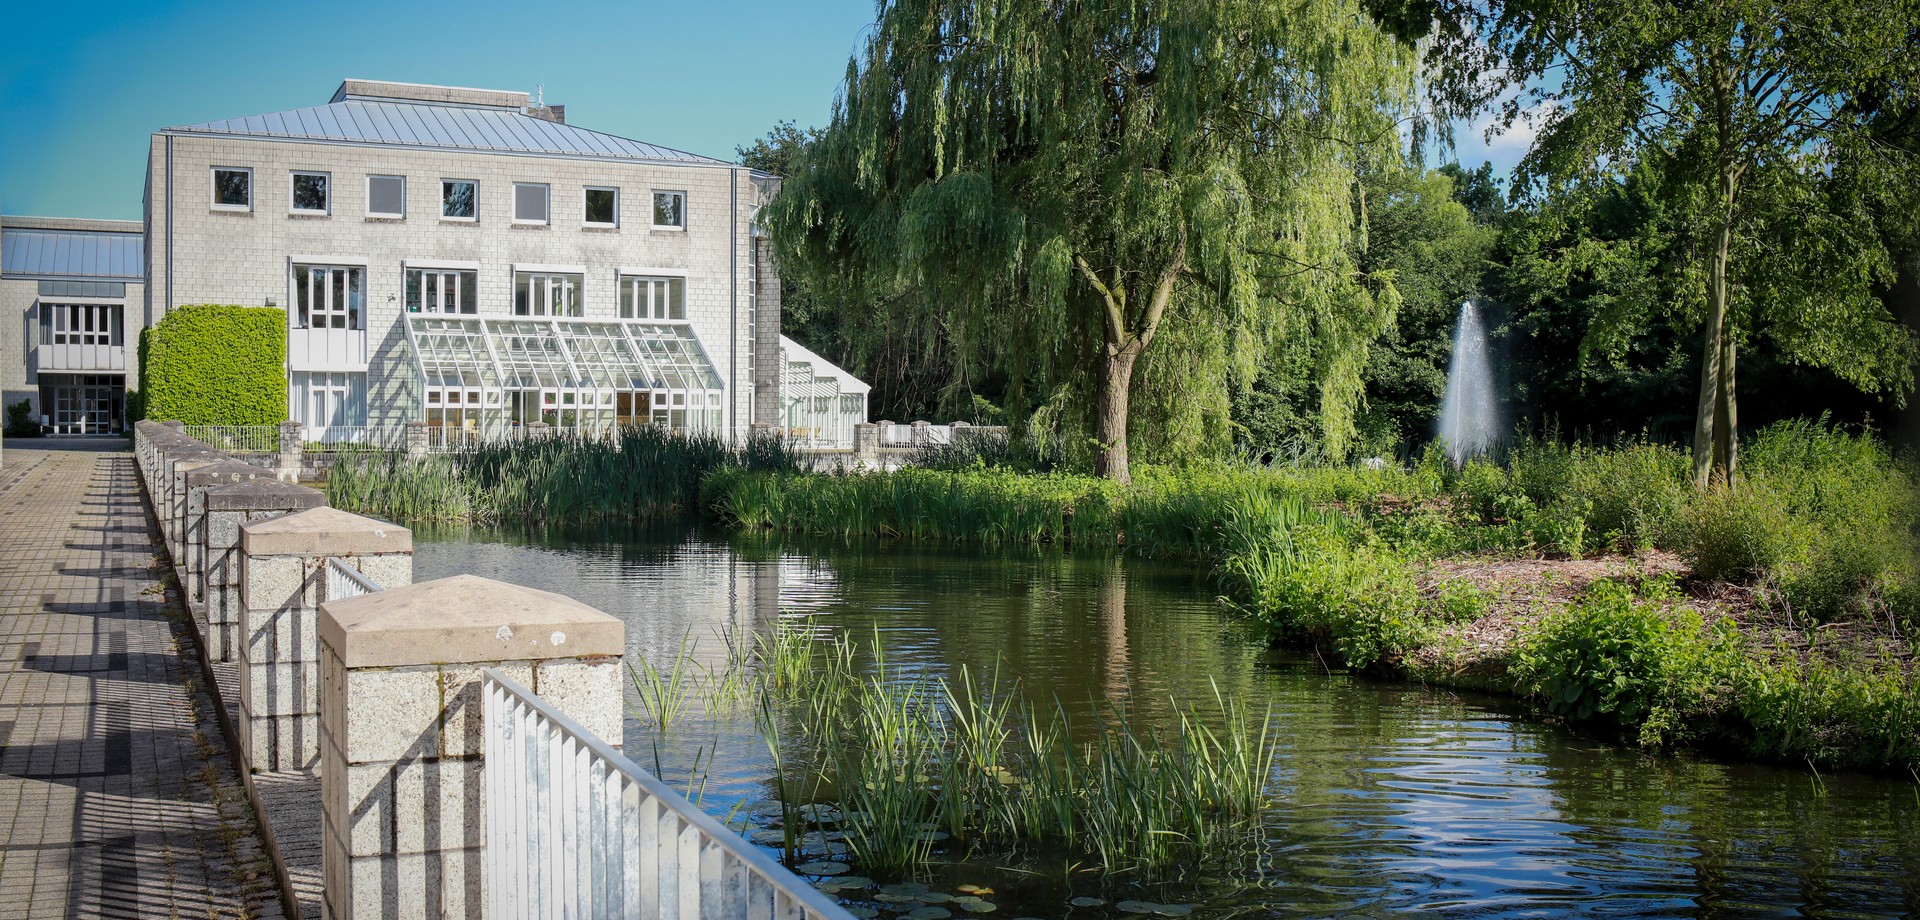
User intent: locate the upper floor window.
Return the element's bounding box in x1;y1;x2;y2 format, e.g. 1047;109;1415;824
513;183;550;224
584;187;618;227
620;275;685;321
406;268;478;314
652;191;686;230
442;180;477;220
212;167;252;211
514;271;581;317
293;264;365;329
367;175;406;218
291;172;331;215
40;304;123;346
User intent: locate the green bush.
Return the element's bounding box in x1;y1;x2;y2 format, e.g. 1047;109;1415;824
1512;580;1732;747
4;400;41;437
1732;650;1920;772
1674;480;1803;581
140;305;287;425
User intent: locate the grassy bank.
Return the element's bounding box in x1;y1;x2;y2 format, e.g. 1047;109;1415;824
706;422;1920;774
327;426;799;525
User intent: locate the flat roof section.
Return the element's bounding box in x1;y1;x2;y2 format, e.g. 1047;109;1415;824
1;226;145;281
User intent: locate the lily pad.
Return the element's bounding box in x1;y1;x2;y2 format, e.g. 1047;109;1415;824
882;883;932;897
917;893;953;904
1151;906;1192;917
1116;902;1158;915
835;876;875;890
956;899;997;914
905;909;952;920
916;830;951;843
957;885;993;895
1069;898;1105;908
796;860;850;876
750;829;788;845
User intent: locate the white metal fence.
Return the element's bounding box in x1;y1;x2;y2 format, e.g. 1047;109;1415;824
325;557;382;601
483;668;853;920
182;424;279;454
304;426;407;454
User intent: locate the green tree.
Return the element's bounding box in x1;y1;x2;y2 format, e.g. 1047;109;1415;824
1437;0;1920;484
763;0;1422;480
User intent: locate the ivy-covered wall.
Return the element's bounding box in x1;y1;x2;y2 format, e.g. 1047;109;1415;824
140;305;288;425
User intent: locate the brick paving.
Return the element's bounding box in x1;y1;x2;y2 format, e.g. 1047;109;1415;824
0;441;285;919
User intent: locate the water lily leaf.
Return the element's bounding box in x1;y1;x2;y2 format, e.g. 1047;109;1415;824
882;883;931;896
836;877;874;890
958;900;996;913
1116;901;1158;914
1069;897;1105;908
1151;906;1192;917
916;830;951;842
957;885;993;895
874;894;919;904
917;893;953;904
905;909;952;920
796;861;850;876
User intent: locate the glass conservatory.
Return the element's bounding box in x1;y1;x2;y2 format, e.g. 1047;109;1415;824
404;315;723;437
780;335;869;448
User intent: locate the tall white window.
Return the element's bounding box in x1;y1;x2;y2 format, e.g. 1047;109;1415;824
406;269;478;313
293;264;365;329
291;172;331;215
514;272;582;316
367;175;406;218
651;190;686;229
212;167;252;211
290;371;366;430
620;275;685;320
513;183;550;224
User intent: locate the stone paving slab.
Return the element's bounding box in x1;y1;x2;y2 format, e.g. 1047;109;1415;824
0;442;285;919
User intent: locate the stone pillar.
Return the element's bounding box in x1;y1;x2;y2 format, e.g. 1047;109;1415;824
166;448;228;571
525;421;550;440
853;422;880;467
278;421;304;482
404;421;429;459
184;459;278;618
205;480;327;663
911;419;931;446
319;575;623;920
241;506;412;772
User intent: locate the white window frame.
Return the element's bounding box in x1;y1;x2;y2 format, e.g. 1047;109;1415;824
290;171;332;216
512;269;584;317
583;186;619;228
651;190;687;230
211;167;253;212
513;182;551;225
291;263;366;330
405;266;479;314
619;273;688;322
366;174;406;219
441;179;479;222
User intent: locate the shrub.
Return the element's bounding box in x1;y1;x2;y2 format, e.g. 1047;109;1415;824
4;400;41;437
1732;649;1920;772
141;305;288;424
1223;520;1425;671
1674;480;1803;581
1512;580;1732;747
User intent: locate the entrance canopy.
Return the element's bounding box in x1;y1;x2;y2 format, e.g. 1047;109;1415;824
404;316;722;432
781;335;869;448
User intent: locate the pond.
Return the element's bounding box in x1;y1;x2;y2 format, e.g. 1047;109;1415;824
417;524;1920;919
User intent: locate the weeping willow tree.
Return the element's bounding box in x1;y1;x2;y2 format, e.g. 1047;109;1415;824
763;0;1423;481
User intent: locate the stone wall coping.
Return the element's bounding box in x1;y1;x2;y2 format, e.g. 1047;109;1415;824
184;459;275;485
205;479;327;513
319;574;623;669
239;506;412;556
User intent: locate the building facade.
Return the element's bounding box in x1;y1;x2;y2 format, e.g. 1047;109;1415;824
144;79;811;439
0;216;144;433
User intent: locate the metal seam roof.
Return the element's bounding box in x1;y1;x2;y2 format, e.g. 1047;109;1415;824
165;99;729;166
1;228;144;280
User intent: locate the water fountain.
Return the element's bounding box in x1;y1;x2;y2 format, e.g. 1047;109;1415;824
1437;301;1499;464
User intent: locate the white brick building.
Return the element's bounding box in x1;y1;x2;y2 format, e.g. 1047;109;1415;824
0;216;144;432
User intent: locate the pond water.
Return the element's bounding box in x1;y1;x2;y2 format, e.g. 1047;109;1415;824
417;524;1920;919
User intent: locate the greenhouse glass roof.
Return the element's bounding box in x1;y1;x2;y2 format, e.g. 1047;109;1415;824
404;316;720;393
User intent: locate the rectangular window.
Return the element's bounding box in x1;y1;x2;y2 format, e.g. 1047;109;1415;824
513;272;582;317
291;172;331;215
584;187;618;226
619;275;686;320
513;183;550;224
442;180;477;220
292;264;366;329
212;167;252;210
40;304;123;346
367;175;406;218
652;190;686;229
289;370;367;430
405;268;479;314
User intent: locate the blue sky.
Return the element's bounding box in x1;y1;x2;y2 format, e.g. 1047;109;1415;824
0;0;1520;221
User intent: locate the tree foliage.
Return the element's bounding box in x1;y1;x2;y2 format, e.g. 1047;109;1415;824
762;0;1423;479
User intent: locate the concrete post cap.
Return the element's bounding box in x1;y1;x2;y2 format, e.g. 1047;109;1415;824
239;505;412;556
183;459;274;485
319;574;624;668
206;479;327;513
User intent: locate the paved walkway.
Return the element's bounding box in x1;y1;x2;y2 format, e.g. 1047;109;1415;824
0;441;285;919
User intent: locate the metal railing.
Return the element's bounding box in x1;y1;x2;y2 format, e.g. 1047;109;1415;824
304;426;407;454
483;668;853;920
325;557;382;601
182;424;279;454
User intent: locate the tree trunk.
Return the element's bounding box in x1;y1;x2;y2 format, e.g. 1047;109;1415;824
1094;345;1139;483
1694;168;1739;488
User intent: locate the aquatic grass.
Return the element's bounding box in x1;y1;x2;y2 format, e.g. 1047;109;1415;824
629;631;705;732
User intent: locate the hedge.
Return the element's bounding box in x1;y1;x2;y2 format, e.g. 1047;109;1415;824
140;305;288;425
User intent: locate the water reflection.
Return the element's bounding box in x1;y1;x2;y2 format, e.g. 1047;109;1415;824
416;523;1920;919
